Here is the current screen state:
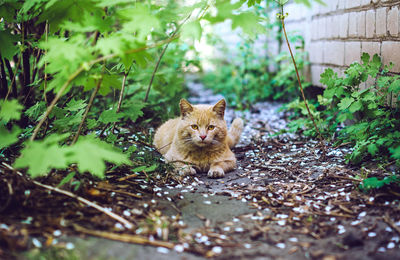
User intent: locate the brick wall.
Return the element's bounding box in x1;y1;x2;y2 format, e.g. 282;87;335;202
283;0;400;87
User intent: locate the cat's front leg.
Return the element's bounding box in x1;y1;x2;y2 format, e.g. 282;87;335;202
174;163;197;176
208;160;236;178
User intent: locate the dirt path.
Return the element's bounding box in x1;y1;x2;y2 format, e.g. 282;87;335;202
2;80;400;259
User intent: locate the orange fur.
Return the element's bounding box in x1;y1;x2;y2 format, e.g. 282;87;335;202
153;99;244;178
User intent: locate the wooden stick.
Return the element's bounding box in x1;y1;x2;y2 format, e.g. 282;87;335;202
2;162;134;229
73;224;175;248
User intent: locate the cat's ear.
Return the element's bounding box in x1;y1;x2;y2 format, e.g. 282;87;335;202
212;99;226;118
180;99;194;118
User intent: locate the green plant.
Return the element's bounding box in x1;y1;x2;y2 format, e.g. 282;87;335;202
359;175;400;192
0;0;269;179
286;53;400;165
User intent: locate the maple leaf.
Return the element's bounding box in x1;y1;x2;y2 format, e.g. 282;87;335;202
0;99;23;123
14;134;70;177
0;126;21;149
66;135;131;178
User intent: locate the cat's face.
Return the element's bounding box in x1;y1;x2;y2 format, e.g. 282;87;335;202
178;99;228;147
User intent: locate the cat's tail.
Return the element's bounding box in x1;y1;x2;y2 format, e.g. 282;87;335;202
227;118;244;149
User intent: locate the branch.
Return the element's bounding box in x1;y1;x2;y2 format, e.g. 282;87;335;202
2;162;134;229
72;73;104;144
30;36;179;141
111;65;132;133
144;14;193;102
279;7;326;157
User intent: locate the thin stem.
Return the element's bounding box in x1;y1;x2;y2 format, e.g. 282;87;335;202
111;65;132;133
72;72;104;144
279;6;325;155
144;13;193;102
5;56;21;101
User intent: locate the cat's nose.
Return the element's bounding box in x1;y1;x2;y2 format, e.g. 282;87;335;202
200;135;207;140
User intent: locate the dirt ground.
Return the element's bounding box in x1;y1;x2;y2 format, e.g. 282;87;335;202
1;81;400;259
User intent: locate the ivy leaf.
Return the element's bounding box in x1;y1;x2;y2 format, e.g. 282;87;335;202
338;97;354;111
66;135;131;178
0;99;23;123
14;133;70;178
65;98;87;112
99;109;124;124
361;52;370;64
0;125;21;149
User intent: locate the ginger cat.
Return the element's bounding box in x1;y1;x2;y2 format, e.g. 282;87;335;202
153;99;244;178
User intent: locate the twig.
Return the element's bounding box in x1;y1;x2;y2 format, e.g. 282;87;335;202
5;56;21;101
72;224;175;248
383;213;400;235
1;162;134;228
279;6;326;158
72;70;104;144
95;186;142;199
30;36;178;141
111;65;132;133
144;14;193;102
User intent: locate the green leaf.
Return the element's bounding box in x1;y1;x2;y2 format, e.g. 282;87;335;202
338;97;354;110
231;12;265;38
65;98;87;112
66;135;131;178
181;20;202;41
367;143;378;156
0;29;19;60
389;145;400;159
361;52;370;64
348;100;362;113
14;133;70;178
389;79;400;93
0;99;23;123
0;125;21;149
25;101;46;121
86;118;98;129
122;101;145;122
57;171;77;187
120;4;161;40
99;109;124;124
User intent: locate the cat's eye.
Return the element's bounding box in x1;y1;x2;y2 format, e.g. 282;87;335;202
208;125;215;130
191;124;199;130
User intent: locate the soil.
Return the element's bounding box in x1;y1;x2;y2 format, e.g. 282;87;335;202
1;79;400;260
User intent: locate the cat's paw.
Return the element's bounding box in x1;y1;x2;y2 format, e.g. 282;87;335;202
207;167;225;178
177;166;196;176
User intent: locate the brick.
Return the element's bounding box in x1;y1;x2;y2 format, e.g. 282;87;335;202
361;41;381;57
308;41;324;64
331;15;341;38
348;12;358;37
339;13;349;38
346;0;361;9
324;41;345;66
345;42;361;66
382;41;400;73
357;11;366;38
387;6;399;36
318;17;327;39
366;10;375;38
376;8;387;37
311;65;323;86
338;0;346;9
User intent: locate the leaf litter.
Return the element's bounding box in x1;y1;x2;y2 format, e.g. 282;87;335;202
1;82;400;259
